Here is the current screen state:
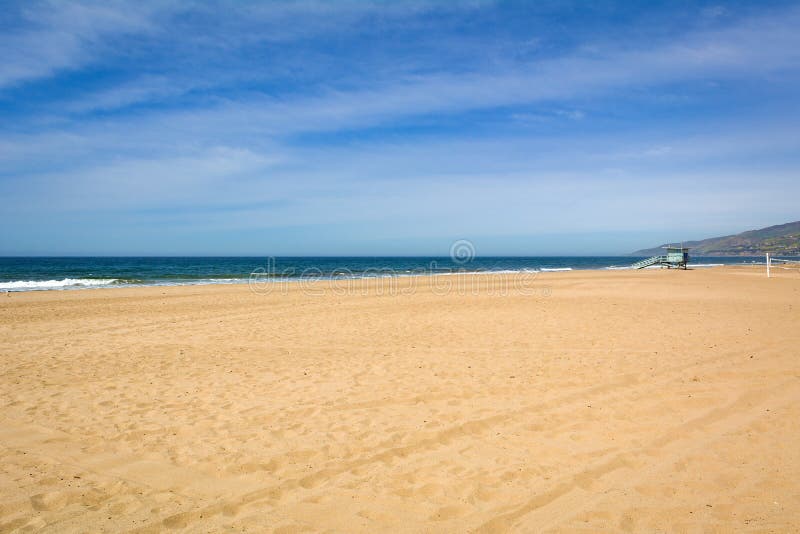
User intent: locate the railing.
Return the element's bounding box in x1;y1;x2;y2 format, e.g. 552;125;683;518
630;255;666;269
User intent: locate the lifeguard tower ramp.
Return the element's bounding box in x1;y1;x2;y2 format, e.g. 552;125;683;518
631;246;690;269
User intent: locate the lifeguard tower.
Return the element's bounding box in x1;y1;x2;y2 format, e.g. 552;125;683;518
631;246;690;269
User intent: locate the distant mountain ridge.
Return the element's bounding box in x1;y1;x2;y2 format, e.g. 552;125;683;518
631;221;800;256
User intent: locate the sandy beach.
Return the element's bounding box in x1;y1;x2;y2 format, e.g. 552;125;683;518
1;266;799;532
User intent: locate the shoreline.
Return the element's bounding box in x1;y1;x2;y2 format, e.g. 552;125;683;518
0;260;767;293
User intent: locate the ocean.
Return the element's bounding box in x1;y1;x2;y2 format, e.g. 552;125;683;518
0;256;770;292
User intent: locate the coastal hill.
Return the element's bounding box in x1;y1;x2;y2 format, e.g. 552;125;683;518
632;221;800;256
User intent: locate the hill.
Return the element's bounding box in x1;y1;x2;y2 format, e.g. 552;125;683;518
631;221;800;256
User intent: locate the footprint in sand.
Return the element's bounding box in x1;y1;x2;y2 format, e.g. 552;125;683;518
30;491;68;511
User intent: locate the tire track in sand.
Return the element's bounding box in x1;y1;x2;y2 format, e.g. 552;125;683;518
473;379;798;532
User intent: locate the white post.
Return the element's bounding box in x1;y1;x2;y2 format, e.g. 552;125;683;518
766;252;771;278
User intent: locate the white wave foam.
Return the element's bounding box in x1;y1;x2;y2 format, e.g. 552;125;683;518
0;278;119;291
423;269;540;277
483;269;540;275
540;267;573;272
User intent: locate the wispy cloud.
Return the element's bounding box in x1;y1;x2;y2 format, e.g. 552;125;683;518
1;1;799;254
0;1;162;89
47;4;798;140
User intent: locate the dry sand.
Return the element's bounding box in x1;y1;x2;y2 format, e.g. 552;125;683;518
1;266;799;532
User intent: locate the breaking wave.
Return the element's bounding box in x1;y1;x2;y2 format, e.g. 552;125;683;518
0;278;123;291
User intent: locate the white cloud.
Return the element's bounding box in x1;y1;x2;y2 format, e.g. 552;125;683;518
554;109;585;120
90;4;798;140
2;2;800;254
63;76;186;113
0;1;161;89
0;0;492;93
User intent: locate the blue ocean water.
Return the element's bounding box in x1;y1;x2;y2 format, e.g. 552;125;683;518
0;256;770;291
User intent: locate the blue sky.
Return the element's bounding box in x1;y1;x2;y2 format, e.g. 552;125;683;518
1;0;799;256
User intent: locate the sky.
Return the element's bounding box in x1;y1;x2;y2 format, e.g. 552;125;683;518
1;0;799;256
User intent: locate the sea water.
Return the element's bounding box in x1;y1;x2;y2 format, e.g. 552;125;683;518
0;256;768;291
